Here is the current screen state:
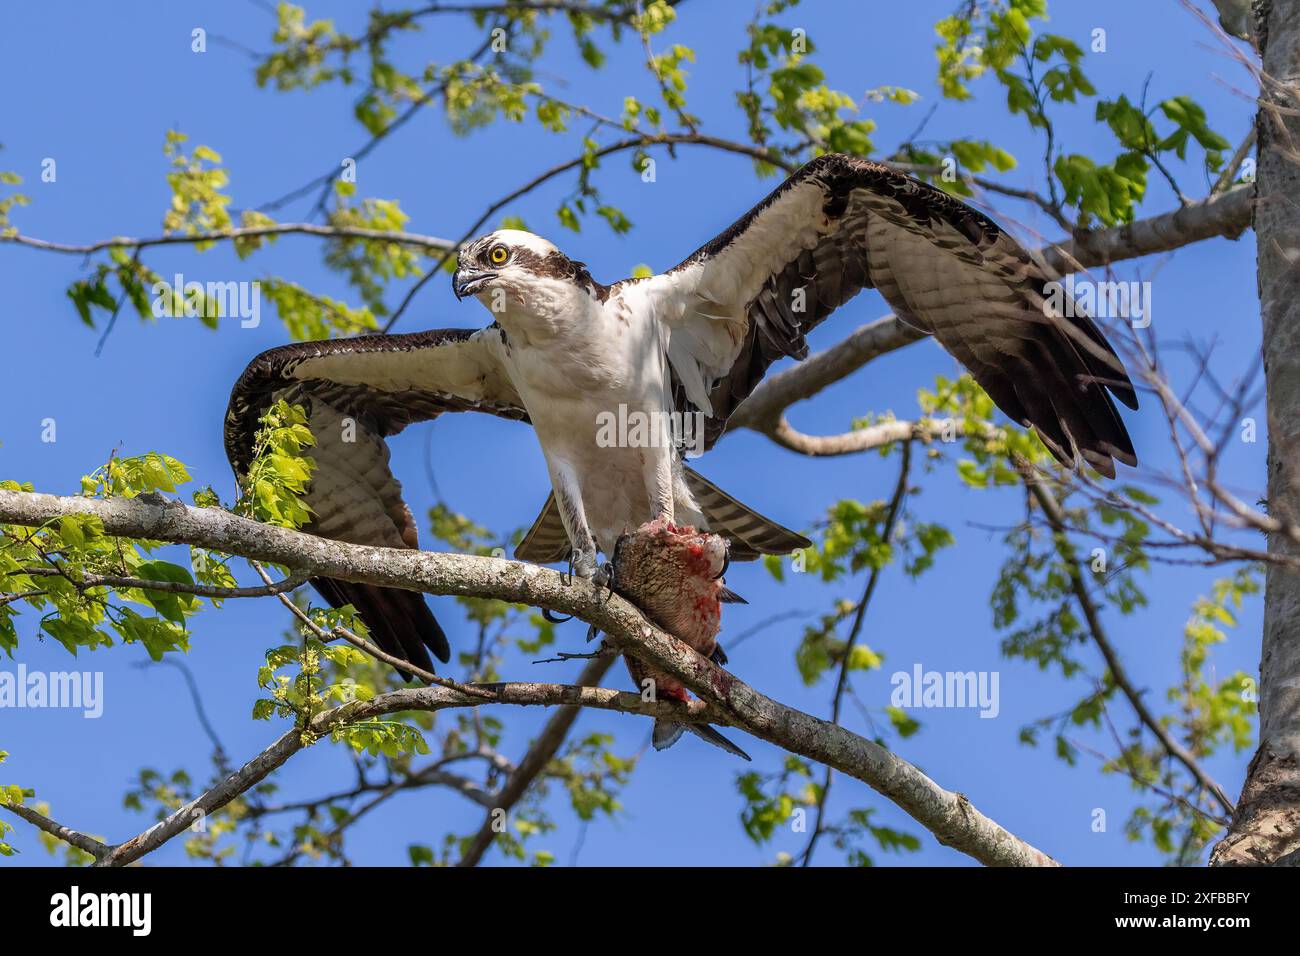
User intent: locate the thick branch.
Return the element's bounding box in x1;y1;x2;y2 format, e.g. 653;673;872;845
16;565;307;599
0;489;1055;866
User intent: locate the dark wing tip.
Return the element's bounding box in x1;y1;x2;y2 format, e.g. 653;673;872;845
312;579;449;676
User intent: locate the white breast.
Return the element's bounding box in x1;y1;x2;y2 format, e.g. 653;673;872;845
504;287;679;553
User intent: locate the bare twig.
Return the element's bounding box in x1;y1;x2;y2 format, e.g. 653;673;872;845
1020;464;1236;817
0;803;110;860
802;441;912;866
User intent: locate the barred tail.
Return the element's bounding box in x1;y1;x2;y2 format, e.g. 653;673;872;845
683;467;810;560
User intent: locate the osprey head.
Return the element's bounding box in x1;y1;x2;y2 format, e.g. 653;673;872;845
452;230;563;300
452;229;601;308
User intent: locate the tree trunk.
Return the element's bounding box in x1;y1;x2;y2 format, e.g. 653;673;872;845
1212;0;1300;867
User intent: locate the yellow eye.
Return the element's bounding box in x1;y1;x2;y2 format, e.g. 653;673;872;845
489;246;508;265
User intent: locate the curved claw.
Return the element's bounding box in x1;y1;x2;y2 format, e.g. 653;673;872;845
542;608;573;624
594;562;615;603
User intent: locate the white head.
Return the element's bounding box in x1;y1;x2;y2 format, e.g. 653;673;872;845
452;230;605;331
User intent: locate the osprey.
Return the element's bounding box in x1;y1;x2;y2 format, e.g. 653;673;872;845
225;153;1137;673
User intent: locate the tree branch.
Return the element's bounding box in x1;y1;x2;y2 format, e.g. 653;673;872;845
15;565;307;599
0;488;1056;866
458;653;617;866
1021;465;1237;818
0;802;110;861
0;222;456;257
1043;182;1253;274
802;441;912;865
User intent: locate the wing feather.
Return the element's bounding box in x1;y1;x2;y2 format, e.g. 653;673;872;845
224;327;526;673
632;154;1138;472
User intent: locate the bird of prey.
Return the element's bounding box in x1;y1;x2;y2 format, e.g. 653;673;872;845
225;153;1137;674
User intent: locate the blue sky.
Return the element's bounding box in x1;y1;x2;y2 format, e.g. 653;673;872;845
0;0;1263;866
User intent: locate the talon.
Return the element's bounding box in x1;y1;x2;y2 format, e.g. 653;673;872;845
542;608;573;624
586;622;602;643
593;562;615;603
569;547;599;582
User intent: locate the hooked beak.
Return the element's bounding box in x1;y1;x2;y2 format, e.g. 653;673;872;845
453;268;499;301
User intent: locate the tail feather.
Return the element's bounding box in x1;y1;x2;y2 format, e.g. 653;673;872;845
652;719;688;752
653;719;752;760
683;466;811;558
515;493;572;564
718;585;748;604
515;467;810;566
689;724;752;761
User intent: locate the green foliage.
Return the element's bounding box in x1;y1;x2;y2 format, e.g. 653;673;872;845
1157;95;1230;169
162;130;232;241
792;599;880;686
889;139;1018;198
736;757;920;866
916;374;1051;486
833;807;922;865
256;3;352;91
1173;567;1259;757
0;169;30;235
0;751;34;857
738;5;877;163
66;249;168;330
324;194;423;318
334;719;431;759
933;0;1224;225
261;278;376;341
254;633;425;759
233;209;280;259
738;756;816;843
1054;151;1147;226
80;451;191;498
235;400;316;529
1;454;206;659
550;732;636;822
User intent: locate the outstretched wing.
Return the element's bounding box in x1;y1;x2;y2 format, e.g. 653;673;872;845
629;153;1138;476
224;326;526;674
